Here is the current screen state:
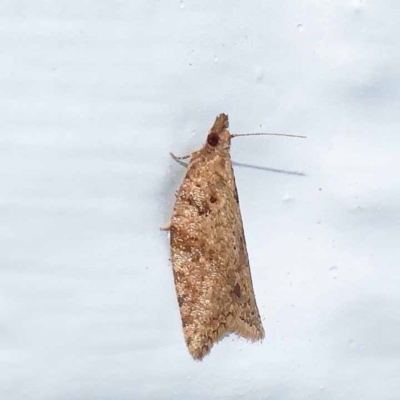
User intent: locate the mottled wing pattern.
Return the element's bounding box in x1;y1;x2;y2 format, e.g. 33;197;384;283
228;165;265;341
170;149;264;360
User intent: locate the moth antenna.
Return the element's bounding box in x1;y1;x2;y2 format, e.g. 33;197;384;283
231;133;306;139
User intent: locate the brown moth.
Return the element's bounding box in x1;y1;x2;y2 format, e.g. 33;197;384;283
163;113;265;360
163;114;304;360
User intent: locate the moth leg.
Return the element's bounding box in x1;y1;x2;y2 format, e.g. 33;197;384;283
160;222;171;231
170;152;190;167
170;152;191;160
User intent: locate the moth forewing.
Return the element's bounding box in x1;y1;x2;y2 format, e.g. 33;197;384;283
168;113;264;360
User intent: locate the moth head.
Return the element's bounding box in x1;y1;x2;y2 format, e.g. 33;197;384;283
206;113;307;151
206;113;231;150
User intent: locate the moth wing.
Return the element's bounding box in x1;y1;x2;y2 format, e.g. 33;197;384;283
226;166;265;341
170;153;264;360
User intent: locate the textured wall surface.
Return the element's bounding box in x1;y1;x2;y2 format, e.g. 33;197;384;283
1;1;399;399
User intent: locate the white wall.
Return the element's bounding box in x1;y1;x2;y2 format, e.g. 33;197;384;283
1;1;399;399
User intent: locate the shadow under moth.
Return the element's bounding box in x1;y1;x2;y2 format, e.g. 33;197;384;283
163;113;304;360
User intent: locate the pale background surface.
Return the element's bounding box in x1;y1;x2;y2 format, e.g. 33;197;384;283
1;1;400;399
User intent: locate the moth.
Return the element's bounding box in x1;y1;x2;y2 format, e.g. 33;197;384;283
163;113;304;360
